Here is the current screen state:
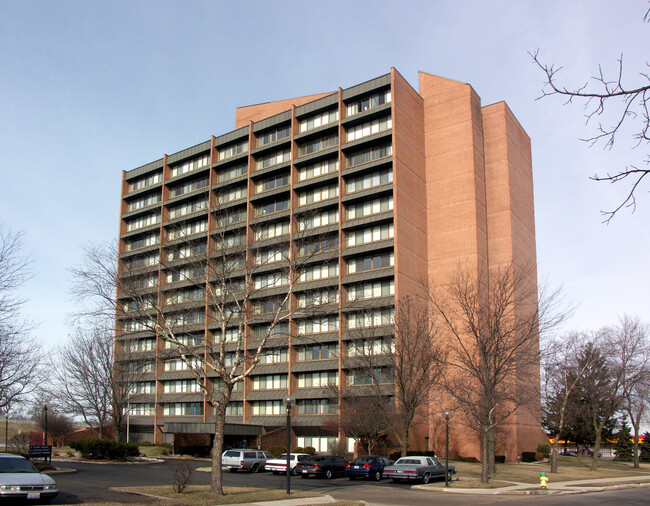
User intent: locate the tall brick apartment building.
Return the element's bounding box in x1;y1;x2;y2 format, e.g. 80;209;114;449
116;69;540;459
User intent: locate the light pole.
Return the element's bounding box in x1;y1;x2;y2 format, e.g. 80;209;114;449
443;410;451;487
283;396;295;495
5;413;8;451
43;405;49;464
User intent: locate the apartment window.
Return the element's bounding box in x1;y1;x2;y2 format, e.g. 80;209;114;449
165;310;205;326
126;211;161;232
126;253;159;270
163;379;201;393
346;223;394;247
347;143;392;168
347;368;394;386
257;125;291;146
255;247;289;266
297;371;338;388
254;221;289;240
299;262;339;282
299;134;338;156
253;374;288;390
126;233;159;251
297;184;338;206
124;298;154;312
346;89;391;117
130;403;155;416
169;176;209;197
129;361;155;374
347;115;392;142
348;252;394;274
125;338;156;352
297;436;337;453
167;220;208;240
214;379;243;393
299;109;339;133
256;148;291;169
347;168;393;193
130;381;155;394
299;236;339;257
348;337;394;357
168;199;207;219
216;208;247;227
255;197;289;217
298;209;338;231
166;287;204;304
259;348;288;364
298;159;339;181
252;400;283;415
128;192;161;212
253;271;289;289
170;155;209;178
129;172;162;192
253;297;286;314
347;196;393;219
348;279;394;301
215;231;245;248
296;399;337;415
348;308;395;329
166;265;205;283
163;402;203;416
217;163;247;182
252;322;289;340
164;356;202;371
164;334;204;348
297;343;338;361
213;277;245;296
123;318;154;332
167;243;206;261
298;288;339;308
215;327;241;344
256;173;290;193
297;316;339;335
219;140;248;161
217;185;247;205
124;274;158;290
225;402;244;415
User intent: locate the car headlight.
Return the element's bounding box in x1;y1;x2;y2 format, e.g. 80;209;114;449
0;485;21;491
44;484;57;490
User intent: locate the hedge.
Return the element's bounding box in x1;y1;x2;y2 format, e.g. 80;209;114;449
69;439;140;460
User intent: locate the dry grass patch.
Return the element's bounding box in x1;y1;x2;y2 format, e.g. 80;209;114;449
425;479;515;489
450;457;650;484
119;485;320;505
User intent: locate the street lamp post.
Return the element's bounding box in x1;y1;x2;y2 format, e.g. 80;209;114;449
43;406;49;464
283;396;295;495
443;410;451;487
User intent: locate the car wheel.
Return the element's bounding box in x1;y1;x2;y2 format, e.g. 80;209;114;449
229;468;238;473
251;463;259;473
325;469;333;479
447;470;453;482
290;467;298;476
374;470;381;481
422;473;430;484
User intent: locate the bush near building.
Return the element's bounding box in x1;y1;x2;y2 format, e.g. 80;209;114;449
69;438;139;460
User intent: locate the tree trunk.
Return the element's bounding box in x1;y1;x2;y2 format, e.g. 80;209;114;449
487;427;496;474
550;433;559;473
633;421;640;469
210;406;227;495
400;427;409;457
591;429;602;472
481;430;489;483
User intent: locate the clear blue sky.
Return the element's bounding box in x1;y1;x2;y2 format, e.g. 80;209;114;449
1;0;648;349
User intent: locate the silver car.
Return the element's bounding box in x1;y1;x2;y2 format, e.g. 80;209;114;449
221;449;273;473
0;453;58;502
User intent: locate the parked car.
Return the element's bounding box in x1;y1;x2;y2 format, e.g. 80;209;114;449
0;453;58;503
221;449;273;472
265;453;311;475
345;455;393;481
382;455;455;484
297;455;347;479
558;450;578;457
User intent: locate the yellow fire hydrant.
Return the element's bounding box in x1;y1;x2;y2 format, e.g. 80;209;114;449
540;471;549;489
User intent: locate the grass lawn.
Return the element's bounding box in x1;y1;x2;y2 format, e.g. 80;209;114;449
449;456;650;485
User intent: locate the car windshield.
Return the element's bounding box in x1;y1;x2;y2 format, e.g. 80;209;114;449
395;458;421;465
0;458;39;473
223;451;240;457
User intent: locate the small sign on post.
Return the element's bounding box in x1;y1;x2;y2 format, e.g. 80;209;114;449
28;445;52;460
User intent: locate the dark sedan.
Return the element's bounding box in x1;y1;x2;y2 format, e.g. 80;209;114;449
297;455;347;479
345;455;393;481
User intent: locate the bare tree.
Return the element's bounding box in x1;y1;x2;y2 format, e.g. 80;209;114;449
541;332;599;473
608;315;650;468
31;404;75;447
342;296;446;458
0;226;41;410
335;393;390;455
530;8;650;222
430;265;566;483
